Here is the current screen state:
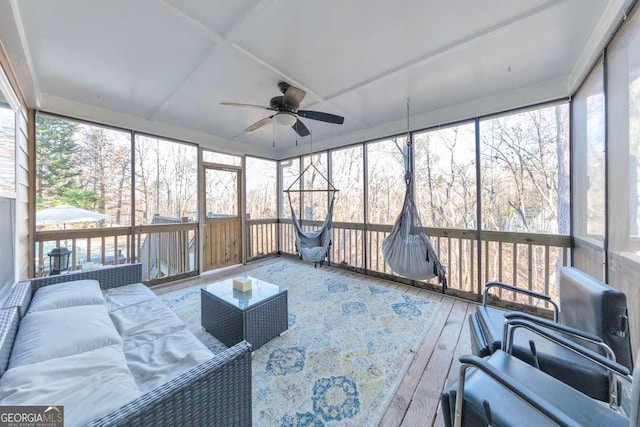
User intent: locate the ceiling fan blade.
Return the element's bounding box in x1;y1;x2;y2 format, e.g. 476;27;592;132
292;119;311;137
245;116;274;132
297;110;344;125
220;102;275;111
283;86;306;108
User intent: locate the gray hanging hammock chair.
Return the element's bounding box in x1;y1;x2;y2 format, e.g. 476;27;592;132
285;163;338;266
382;100;447;289
382;172;447;288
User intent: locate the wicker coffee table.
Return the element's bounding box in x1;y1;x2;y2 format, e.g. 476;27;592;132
201;277;288;350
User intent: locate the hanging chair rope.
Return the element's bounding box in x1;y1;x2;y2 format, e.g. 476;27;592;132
287;191;336;265
284;142;338;266
382;99;447;289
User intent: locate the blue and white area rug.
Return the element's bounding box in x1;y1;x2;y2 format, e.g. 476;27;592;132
161;261;439;426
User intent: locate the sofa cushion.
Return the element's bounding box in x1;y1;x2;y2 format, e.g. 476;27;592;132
103;282;156;312
9;305;121;368
0;344;140;427
28;279;104;313
109;298;186;351
125;328;213;394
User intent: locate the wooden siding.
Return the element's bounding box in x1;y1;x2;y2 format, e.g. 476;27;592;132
0;40;31;280
15;106;29;279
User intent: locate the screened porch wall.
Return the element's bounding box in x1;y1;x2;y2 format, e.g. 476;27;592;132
32;101;571;311
18;2;640;350
571;57;606;282
607;2;640;351
572;2;640;350
26;45;587;319
278;102;571;308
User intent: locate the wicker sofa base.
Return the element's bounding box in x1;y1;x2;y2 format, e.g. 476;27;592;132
0;264;253;427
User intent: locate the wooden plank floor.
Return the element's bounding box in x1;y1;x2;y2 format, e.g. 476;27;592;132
154;258;474;427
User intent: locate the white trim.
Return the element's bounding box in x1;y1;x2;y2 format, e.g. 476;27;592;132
39;93;278;160
0;62;20;110
568;0;632;93
158;0;223;42
9;0;40;108
276;76;569;159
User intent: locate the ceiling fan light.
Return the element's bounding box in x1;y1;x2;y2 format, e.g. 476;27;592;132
274;112;297;127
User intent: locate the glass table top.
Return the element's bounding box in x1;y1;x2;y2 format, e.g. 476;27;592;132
202;277;283;309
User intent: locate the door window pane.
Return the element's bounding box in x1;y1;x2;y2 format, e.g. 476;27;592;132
205;169;237;217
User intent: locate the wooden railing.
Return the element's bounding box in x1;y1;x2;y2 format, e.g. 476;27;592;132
278;219;571;305
477;230;570;304
246;219;278;260
134;223;198;283
35;227;133;276
35;222;198;284
35;218;571;306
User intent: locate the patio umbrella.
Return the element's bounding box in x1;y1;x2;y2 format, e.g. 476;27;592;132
36;205;107;225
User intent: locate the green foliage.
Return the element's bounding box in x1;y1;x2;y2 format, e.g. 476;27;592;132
36;114;98;207
58;185;98;209
36;115;78;198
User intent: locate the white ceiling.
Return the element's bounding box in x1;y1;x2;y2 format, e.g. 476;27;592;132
0;0;631;159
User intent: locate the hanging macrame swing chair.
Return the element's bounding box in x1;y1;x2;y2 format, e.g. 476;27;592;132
284;162;338;267
382;101;447;290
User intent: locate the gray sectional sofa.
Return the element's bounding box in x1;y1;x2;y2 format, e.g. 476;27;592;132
0;264;252;426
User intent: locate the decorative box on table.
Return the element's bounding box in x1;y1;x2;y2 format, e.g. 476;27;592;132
232;277;252;292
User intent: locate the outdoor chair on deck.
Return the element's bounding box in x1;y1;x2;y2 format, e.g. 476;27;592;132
468;267;633;403
441;319;637;427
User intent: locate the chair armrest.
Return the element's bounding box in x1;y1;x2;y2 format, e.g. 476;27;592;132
503;312;600;342
504;319;631;380
87;341;252;427
502;312;614;360
504;318;631;408
454;355;582;427
483;281;558;321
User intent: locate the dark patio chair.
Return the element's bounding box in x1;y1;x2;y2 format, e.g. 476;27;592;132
468;267;633;402
441;319;636;427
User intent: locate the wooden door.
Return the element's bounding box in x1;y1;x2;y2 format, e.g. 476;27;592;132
203;167;242;271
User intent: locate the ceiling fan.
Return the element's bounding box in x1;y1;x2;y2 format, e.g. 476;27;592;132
220;82;344;137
